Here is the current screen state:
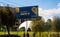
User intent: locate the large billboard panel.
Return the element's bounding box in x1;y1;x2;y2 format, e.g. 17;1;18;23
15;6;38;19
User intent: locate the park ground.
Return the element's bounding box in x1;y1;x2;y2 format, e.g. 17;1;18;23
0;32;60;37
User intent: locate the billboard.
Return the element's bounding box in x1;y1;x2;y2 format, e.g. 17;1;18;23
15;6;39;19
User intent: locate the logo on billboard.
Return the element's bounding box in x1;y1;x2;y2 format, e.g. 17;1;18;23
32;7;38;15
15;8;19;12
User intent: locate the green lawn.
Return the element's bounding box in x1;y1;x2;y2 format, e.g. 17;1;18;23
0;32;60;37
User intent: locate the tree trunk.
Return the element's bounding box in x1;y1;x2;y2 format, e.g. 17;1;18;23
6;25;10;37
48;32;50;37
39;32;41;37
57;32;59;37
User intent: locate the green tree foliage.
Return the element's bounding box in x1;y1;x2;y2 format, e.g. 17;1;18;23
53;16;60;32
31;17;45;32
0;6;16;35
44;19;52;31
31;17;45;37
53;16;60;37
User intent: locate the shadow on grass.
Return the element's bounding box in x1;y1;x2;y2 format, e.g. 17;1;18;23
0;35;20;37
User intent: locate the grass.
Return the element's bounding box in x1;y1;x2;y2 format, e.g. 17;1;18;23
0;32;60;37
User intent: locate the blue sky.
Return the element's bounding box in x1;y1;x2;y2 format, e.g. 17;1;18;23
0;0;60;21
0;0;60;9
39;0;60;9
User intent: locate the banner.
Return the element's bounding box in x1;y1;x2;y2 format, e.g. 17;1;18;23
15;6;39;19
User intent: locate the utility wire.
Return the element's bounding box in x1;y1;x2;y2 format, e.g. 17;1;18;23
3;0;21;6
0;1;19;7
0;2;7;6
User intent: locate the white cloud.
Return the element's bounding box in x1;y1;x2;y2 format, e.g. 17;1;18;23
57;2;60;7
38;7;60;22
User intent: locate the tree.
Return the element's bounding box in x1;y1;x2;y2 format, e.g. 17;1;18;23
0;10;2;31
44;19;52;37
0;6;16;36
44;22;51;31
45;19;52;31
31;17;45;37
53;16;60;37
31;17;45;31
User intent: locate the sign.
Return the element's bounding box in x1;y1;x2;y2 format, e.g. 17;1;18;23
15;6;39;19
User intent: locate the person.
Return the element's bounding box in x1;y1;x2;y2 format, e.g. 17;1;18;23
33;32;35;37
23;32;25;37
26;32;29;37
